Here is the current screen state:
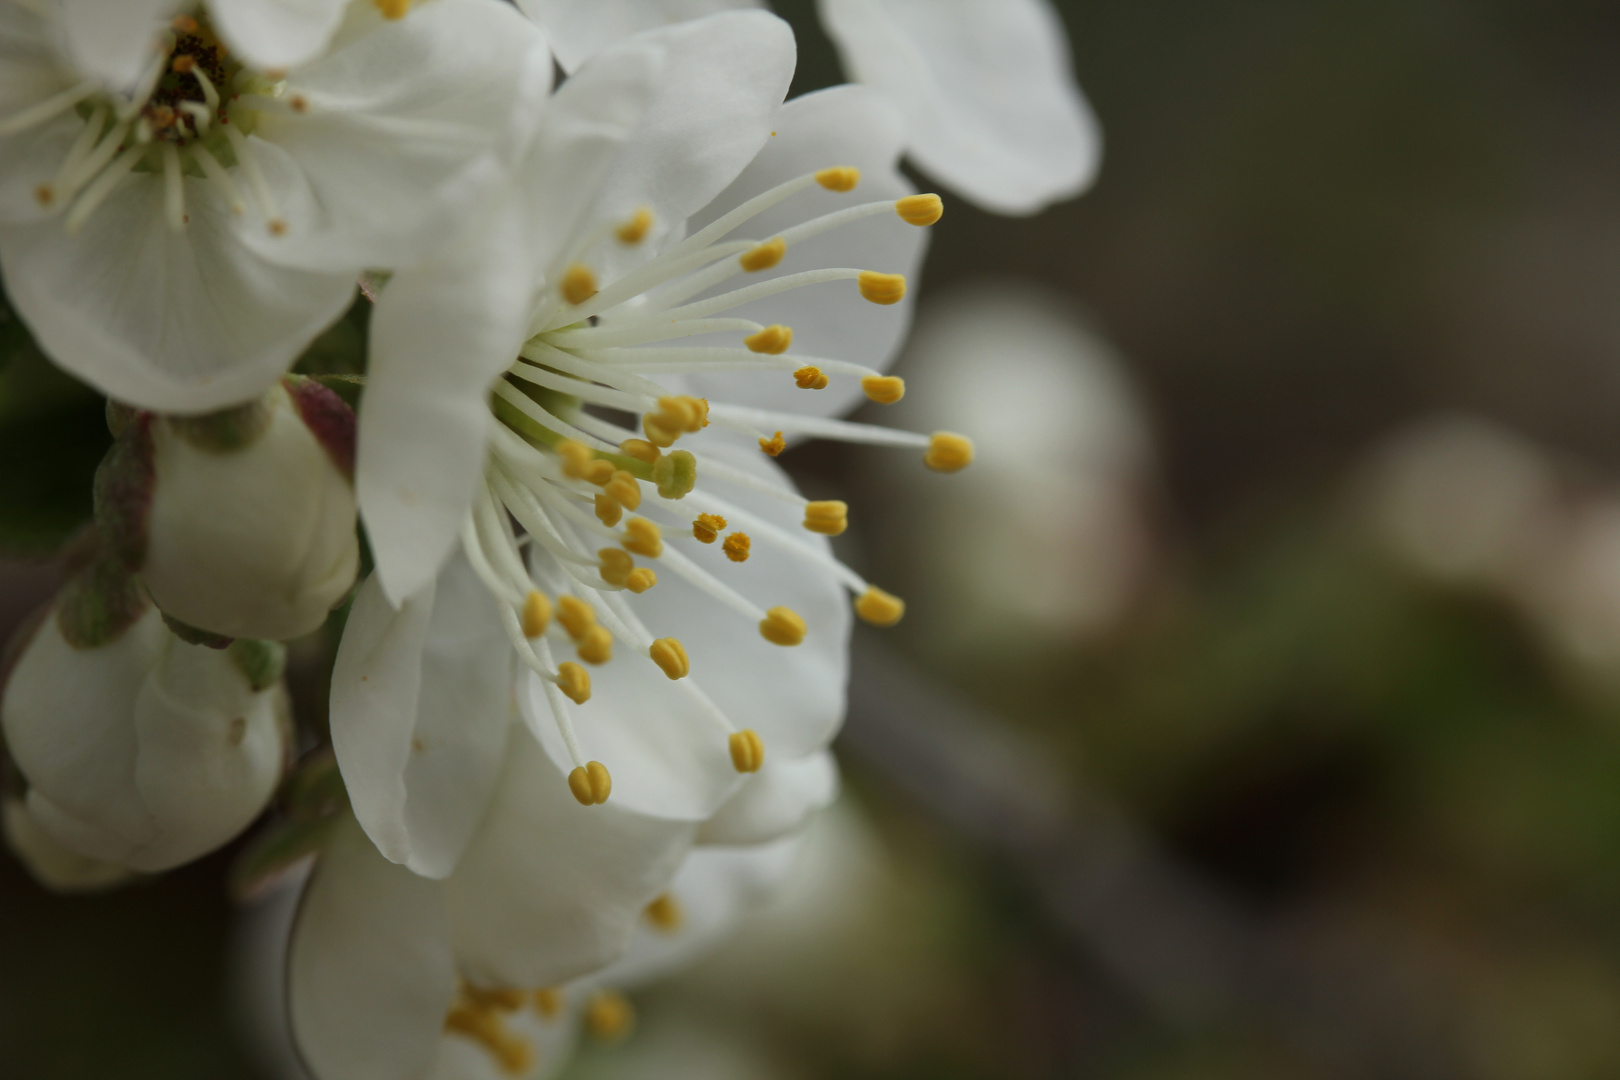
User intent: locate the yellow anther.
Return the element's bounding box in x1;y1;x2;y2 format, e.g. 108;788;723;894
858;271;907;305
794;366;829;390
594;493;623;527
643;411;682;448
604;470;641;510
556;595;596;639
815;166;861;192
855;585;906;626
556;661;591;705
172;54;195;74
728;728;765;773
644;893;683;931
622;517;663;558
744;324;793;354
722;532;751;562
759;606;805;646
656;395;708;433
584;991;634;1042
649;637;690;680
925;431;974;472
581;460;614;486
861;375;905;404
739;237;786;272
172;14;199;32
578;624;613;665
625;568;657;593
561;263;597;305
557;439;593;478
759;432;786;457
371;0;410;18
615;206;654;245
692;513;727;543
533;988;562;1019
599;548;633;588
567;761;612;805
895;193;944;226
619;438;659;465
522;590;552;637
803;500;848;536
444;1003;533;1075
652;450;697;500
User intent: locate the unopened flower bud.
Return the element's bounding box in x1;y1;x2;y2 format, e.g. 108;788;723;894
1;568;290;873
97;377;360;642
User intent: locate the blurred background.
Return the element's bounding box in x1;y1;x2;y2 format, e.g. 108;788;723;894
9;0;1620;1076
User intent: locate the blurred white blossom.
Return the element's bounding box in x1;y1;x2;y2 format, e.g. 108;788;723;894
871;283;1156;651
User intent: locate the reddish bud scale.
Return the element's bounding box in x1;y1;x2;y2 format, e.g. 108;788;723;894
92;412;156;573
284;375;357;479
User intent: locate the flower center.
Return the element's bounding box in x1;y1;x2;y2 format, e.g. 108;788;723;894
0;7;295;235
457;167;972;806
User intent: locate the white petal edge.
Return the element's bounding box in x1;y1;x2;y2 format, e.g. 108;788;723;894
442;730;695;989
330;558;513;879
696;749;839;845
818;0;1101;215
514;0;761;73
0;176;354;412
207;0;350;73
288;813;456;1080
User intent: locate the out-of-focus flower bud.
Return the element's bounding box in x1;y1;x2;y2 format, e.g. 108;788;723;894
1;559;291;873
97;376;360;643
2;795;132;893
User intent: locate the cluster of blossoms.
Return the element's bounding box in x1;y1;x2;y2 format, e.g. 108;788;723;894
0;0;1096;1076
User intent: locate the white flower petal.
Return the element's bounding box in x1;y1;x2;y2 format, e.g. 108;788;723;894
127;636;286;872
289;813;456;1080
56;0;177;90
587;835;802;989
1;607;168;862
442;731;694;989
818;0;1101;215
330;557;513;879
0;6;79;224
678;83;923;419
508;27;663;280
358;190;536;604
244;0;551;272
568;10;794;252
696;749;839;845
0;175;354;412
514;0;761;73
207;0;349;73
524;451;849;821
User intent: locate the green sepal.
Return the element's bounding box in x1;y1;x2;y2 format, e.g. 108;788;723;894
227;637;286;692
91;413;154;571
228;812;339;903
167;396;273;454
161;612;233;650
56;554;148;649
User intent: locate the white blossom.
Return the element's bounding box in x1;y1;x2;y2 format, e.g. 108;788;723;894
514;0;1101;215
0;0;548;411
1;592;289;872
329;10;967;879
